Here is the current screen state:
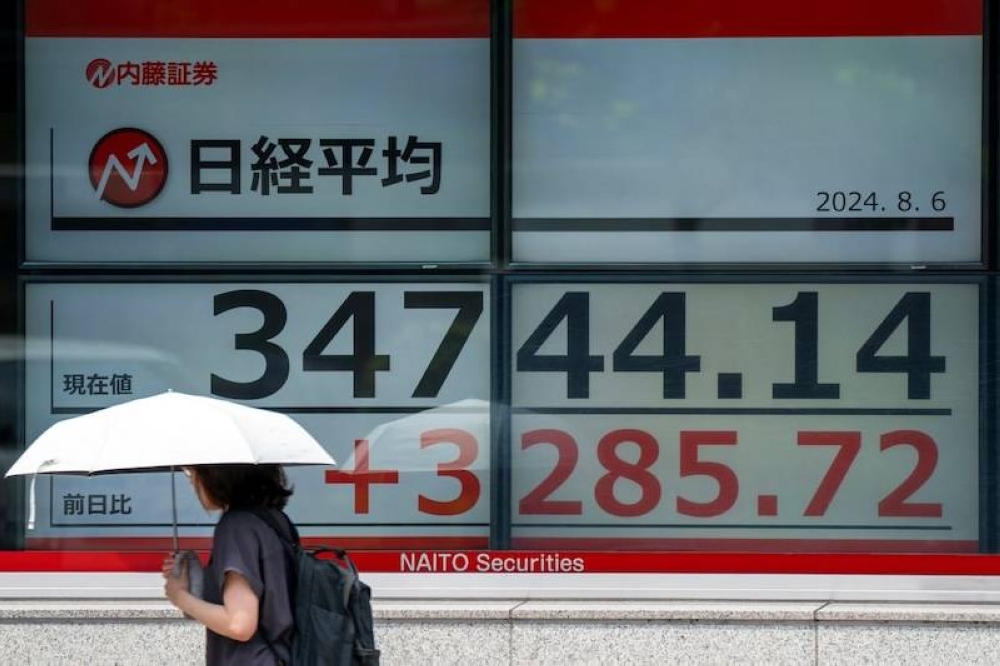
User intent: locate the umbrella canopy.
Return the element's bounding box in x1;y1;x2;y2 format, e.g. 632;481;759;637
5;390;336;477
5;391;336;552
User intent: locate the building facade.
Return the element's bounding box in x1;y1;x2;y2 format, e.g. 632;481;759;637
1;1;998;663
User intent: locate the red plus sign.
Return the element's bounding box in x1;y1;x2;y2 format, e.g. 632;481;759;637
325;439;400;514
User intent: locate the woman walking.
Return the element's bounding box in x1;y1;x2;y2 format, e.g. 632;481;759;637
162;464;296;665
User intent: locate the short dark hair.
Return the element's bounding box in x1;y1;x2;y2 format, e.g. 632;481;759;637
194;464;293;509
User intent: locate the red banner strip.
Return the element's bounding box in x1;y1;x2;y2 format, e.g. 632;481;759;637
359;551;1000;575
3;549;1000;575
515;0;982;38
25;0;490;38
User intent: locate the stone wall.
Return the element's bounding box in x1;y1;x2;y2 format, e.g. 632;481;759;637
4;599;1000;665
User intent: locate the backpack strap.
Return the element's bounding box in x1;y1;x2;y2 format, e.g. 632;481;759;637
250;507;300;549
247;508;297;666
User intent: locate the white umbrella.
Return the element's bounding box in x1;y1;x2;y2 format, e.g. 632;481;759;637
5;390;336;550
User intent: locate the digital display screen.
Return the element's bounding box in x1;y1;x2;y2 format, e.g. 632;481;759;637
23;280;492;548
510;280;981;551
512;0;983;264
23;0;491;263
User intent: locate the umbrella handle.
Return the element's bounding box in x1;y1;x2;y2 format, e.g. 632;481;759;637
170;466;179;553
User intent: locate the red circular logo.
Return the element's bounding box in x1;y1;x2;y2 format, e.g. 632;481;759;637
88;128;169;208
86;58;116;89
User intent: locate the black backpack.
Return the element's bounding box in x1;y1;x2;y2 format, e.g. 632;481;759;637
252;509;380;666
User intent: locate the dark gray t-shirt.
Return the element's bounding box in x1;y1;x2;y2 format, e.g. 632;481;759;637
204;508;295;666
